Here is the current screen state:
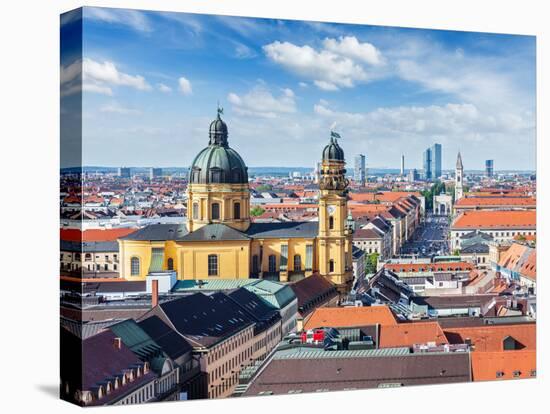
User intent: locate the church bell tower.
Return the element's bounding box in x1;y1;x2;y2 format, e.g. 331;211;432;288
455;151;464;201
317;132;353;294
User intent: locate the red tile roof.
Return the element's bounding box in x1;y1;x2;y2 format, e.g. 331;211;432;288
60;228;137;242
455;197;536;207
452;210;536;230
498;243;536;281
303;306;398;330
379;322;448;348
471;350;536;381
444;323;536;352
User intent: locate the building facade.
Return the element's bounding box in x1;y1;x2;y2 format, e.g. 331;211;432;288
118;112;353;293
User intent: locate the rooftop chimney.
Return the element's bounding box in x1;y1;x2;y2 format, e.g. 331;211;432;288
113;337;122;350
151;279;159;308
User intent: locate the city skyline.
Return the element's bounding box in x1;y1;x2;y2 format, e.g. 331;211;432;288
61;7;536;169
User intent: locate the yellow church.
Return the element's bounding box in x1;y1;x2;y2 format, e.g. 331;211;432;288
118;110;354;293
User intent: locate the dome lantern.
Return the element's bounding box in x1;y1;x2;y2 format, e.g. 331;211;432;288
188;108;248;185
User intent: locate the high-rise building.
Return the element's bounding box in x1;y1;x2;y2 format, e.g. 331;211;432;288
431;143;442;179
455;152;464;200
400;154;405;176
149;167;163;179
423;144;442;180
354;154;366;186
118;167;131;178
408;168;420;182
423;148;432;180
485;160;494;177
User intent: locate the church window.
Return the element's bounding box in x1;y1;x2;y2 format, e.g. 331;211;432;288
130;257;140;276
208;254;218;276
193;202;199;219
294;255;302;271
167;258;174;270
234;202;241;219
211;203;220;220
329;259;335;273
329;216;334;230
268;255;277;273
305;245;313;271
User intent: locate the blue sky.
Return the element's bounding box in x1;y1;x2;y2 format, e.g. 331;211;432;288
60;7;536;170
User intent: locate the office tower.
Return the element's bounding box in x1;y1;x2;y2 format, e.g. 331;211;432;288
485;159;494;177
431;143;442;179
423;148;432;180
118;167;131;178
354;154;366;186
400;154;405;176
149;167;163;179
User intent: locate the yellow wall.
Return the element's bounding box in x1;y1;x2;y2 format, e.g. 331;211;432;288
177;240;250;280
187;183;250;232
118;240;155;280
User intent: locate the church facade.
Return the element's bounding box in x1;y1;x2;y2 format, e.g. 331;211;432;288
118;112;354;293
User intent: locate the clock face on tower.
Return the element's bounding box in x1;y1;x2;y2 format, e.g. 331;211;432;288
328;205;336;215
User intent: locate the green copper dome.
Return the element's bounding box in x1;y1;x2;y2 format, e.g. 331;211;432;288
189;112;248;185
322;136;345;162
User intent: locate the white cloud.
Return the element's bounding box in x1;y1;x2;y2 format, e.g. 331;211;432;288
83;58;151;92
228;85;297;118
322;36;384;65
263;37;383;91
60;58;152;97
158;83;172;93
99;102;141;115
84;7;151;32
234;43;256;59
178;77;193;95
299;82;308;88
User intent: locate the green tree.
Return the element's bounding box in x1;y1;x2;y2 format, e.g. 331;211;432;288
422;180;446;212
255;184;273;192
365;252;379;273
250;206;265;217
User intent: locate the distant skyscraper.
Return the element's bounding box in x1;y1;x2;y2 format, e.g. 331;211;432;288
455;152;464;200
423;148;432;180
354;154;366;186
400;154;405;176
431;143;442;179
149;167;163;179
118;167;131;178
485;159;494;177
408;168;419;182
423;143;442;180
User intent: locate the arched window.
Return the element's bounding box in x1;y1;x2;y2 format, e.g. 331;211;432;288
208;254;218;276
234;202;241;219
192;202;199;220
252;255;259;273
329;216;334;230
85;253;92;261
294;254;302;271
211;202;220;220
268;255;277;273
130;257;140;276
167;258;174;270
329;259;335;273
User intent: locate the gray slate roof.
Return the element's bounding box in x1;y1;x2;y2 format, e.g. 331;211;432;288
61;240;119;253
246;221;318;239
179;223;251;241
121;223;189;241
